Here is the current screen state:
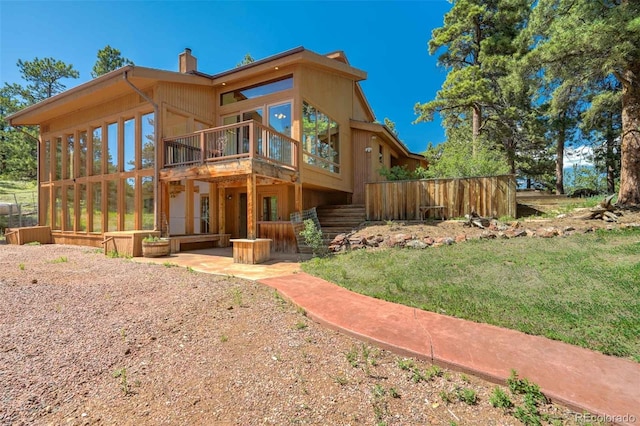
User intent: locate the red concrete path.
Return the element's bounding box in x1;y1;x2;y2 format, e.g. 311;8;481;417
260;272;640;426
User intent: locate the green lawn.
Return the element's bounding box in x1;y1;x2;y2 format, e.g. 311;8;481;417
302;228;640;361
0;180;37;205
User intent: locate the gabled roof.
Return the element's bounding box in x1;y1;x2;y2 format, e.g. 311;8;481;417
7;66;213;125
7;47;368;126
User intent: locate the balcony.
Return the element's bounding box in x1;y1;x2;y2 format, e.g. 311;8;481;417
161;120;298;181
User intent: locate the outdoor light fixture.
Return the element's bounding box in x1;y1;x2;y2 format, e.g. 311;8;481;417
274;113;286;119
227;195;232;200
365;147;372;153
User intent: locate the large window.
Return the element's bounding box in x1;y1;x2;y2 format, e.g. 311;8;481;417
79;132;87;178
221;76;292;105
302;101;340;173
124;118;135;172
42;140;51;182
92;127;102;175
141;176;154;230
91;182;102;233
107;122;118;173
141;113;155;169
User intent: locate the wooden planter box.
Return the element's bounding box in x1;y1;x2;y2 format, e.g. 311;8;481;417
230;238;272;264
104;231;160;257
5;226;52;245
142;239;171;258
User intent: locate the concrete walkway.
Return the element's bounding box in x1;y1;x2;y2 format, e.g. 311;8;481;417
137;249;639;425
259;273;640;426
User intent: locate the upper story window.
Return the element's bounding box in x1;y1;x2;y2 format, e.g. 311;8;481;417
302;101;340;174
220;75;293;106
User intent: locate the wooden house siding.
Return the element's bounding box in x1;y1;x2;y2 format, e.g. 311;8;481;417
352;129;373;204
43;91;151;134
158;83;215;120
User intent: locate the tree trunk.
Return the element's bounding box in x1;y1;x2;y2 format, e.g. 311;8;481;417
555;121;565;195
606;134;616;194
617;63;640;207
472;104;481;158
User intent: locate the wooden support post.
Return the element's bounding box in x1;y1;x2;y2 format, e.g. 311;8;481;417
247;174;257;239
294;182;303;213
218;185;226;235
209;183;216;233
185;180;194;234
162;181;170;236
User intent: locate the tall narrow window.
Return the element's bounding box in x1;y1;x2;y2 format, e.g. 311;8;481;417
78;184;87;232
42;140;51;182
91;182;102;232
55;137;62;180
141;113;155;169
92;127;102;175
66;186;74;231
107;122;118;173
53;187;62;230
124;178;135;230
141;176;154;230
66;134;74;179
124;118;135;172
79;132;87;177
107;180;118;231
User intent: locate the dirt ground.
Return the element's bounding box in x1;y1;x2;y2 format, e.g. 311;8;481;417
1;194;630;425
349;193;640;245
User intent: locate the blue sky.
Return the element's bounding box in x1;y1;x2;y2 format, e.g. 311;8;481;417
1;0;452;154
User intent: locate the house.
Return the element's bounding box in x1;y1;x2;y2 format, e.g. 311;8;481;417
7;47;426;253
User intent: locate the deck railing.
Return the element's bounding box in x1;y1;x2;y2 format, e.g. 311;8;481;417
163;120;298;169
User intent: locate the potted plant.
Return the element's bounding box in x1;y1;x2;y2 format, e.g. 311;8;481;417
141;235;170;258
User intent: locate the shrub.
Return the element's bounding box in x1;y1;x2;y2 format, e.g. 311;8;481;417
299;219;325;256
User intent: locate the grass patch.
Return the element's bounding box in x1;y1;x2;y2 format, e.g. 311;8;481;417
302;228;640;360
0;180;37;204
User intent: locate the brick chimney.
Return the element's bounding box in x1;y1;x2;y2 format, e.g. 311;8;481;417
179;48;197;73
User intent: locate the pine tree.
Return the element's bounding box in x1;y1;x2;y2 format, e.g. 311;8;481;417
91;45;133;78
526;0;640;206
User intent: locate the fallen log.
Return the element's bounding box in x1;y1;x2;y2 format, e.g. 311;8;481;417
580;195;618;221
464;211;491;228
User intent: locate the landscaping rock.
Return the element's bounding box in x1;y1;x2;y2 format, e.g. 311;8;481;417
538;227;559;238
455;234;467;243
405;240;428;249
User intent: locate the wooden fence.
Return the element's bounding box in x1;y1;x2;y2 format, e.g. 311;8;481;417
365;175;517;221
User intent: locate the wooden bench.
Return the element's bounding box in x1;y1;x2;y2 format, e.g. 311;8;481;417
419;205;446;220
169;233;231;253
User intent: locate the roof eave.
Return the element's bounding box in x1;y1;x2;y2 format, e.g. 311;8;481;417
7;65;213;126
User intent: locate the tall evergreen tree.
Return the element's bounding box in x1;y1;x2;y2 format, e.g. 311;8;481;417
581;77;622;194
415;0;531;158
91;45;133;78
1;57;78;179
526;0;640;206
16;57;79;102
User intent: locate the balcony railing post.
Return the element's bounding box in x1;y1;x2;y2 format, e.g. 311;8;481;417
248;121;254;159
200;132;205;164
